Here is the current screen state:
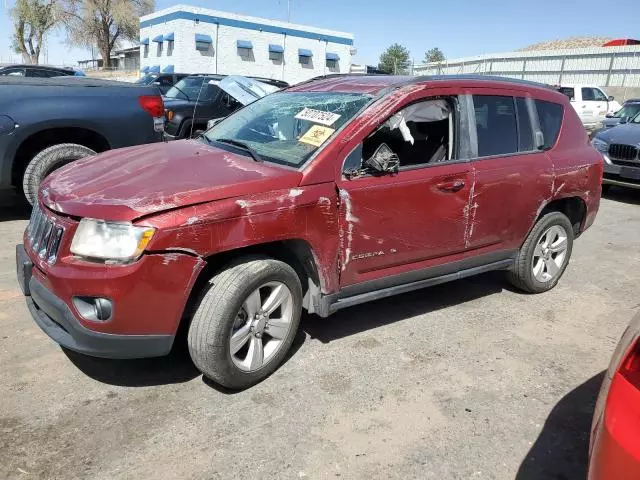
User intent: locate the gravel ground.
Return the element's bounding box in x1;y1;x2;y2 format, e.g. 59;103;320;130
1;189;639;480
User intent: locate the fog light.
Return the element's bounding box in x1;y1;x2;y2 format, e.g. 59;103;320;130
73;296;113;322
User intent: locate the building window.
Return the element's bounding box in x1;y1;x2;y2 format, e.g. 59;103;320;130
195;33;213;52
326;52;339;69
298;49;313;65
269;44;284;62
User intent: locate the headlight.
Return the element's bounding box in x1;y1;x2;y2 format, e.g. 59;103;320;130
70;219;155;262
592;138;609;153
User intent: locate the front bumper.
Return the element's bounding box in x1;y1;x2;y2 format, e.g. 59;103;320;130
17;244;173;358
602;157;640;189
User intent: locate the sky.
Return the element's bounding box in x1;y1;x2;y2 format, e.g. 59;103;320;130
1;0;640;66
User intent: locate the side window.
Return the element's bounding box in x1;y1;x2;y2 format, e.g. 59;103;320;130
593;88;608;102
581;87;596;101
559;87;574;101
473;95;518;157
534;100;563;150
361;97;455;169
29;69;57;78
515;97;535;152
1;68;25;76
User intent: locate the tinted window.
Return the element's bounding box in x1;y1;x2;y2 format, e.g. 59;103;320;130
473;95;518;157
581;88;595;101
515;97;535;151
559;87;574;101
157;75;174;86
535;100;563;150
28;69;59;78
0;68;25;76
593;88;608;102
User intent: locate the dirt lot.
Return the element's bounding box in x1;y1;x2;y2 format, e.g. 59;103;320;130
1;190;639;480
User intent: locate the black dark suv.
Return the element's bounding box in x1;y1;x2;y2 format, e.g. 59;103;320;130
135;73;189;94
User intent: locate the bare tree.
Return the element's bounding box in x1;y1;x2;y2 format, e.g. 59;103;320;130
61;0;154;68
11;0;59;64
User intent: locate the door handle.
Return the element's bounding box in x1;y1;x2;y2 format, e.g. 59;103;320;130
437;180;465;193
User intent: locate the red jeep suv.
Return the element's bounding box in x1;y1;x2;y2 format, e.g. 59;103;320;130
16;75;603;389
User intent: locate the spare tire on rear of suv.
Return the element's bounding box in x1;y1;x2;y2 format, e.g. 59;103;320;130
22;143;96;205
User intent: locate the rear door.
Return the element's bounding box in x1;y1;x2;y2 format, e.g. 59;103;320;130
462;91;553;253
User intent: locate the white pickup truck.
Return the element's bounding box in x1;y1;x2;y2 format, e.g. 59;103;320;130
559;84;622;129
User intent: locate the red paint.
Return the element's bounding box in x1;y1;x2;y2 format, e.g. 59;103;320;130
589;316;640;479
602;39;640;47
27;76;602;342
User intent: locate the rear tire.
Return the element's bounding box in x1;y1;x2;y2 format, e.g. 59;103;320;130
508;211;574;293
187;256;302;390
22;143;96;205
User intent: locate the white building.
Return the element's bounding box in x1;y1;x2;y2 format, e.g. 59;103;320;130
139;5;355;84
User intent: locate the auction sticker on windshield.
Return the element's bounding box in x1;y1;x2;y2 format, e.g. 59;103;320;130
299;125;335;147
295;108;341;126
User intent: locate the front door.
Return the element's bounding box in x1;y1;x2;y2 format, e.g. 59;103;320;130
335;96;471;288
581;87;608;126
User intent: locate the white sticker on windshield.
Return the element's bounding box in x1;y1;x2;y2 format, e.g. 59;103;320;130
208;80;219;85
295;108;341;126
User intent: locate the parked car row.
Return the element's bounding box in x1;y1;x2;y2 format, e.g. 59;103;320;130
0;64;85;77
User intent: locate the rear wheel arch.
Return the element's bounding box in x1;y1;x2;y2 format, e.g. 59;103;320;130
537;196;587;237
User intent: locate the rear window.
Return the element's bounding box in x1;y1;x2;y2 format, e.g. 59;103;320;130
559;87;575;101
535;100;563;150
473;95;518;157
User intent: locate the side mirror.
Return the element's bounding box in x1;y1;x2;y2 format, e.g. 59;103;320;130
608;95;615;102
364;143;399;174
620;116;630;124
605;113;614;118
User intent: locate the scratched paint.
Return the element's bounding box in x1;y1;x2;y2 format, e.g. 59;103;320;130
339;189;359;270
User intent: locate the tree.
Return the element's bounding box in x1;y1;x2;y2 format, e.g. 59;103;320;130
61;0;154;68
378;43;411;75
424;47;445;64
11;0;59;64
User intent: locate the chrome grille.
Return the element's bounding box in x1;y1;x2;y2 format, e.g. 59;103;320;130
608;144;639;161
27;205;64;263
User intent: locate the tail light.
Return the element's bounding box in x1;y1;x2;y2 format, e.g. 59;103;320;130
620;339;640;388
138;95;164;117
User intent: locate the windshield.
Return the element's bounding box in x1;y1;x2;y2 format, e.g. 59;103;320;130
633;111;640;124
203;91;372;167
614;103;640;119
135;74;158;85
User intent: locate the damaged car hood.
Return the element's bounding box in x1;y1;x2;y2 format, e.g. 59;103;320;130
40;140;303;221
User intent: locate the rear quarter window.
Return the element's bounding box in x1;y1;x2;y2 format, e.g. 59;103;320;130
535;100;564;150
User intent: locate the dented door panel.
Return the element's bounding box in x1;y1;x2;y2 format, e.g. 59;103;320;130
143;183;341;293
336;163;471;287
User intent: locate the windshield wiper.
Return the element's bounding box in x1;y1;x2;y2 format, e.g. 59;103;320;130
214;138;263;162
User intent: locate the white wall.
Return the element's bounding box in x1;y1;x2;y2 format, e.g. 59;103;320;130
414;45;640;88
139;5;354;84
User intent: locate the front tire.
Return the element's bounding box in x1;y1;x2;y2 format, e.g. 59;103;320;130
22;143;96;205
508;211;574;293
187;256;303;389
